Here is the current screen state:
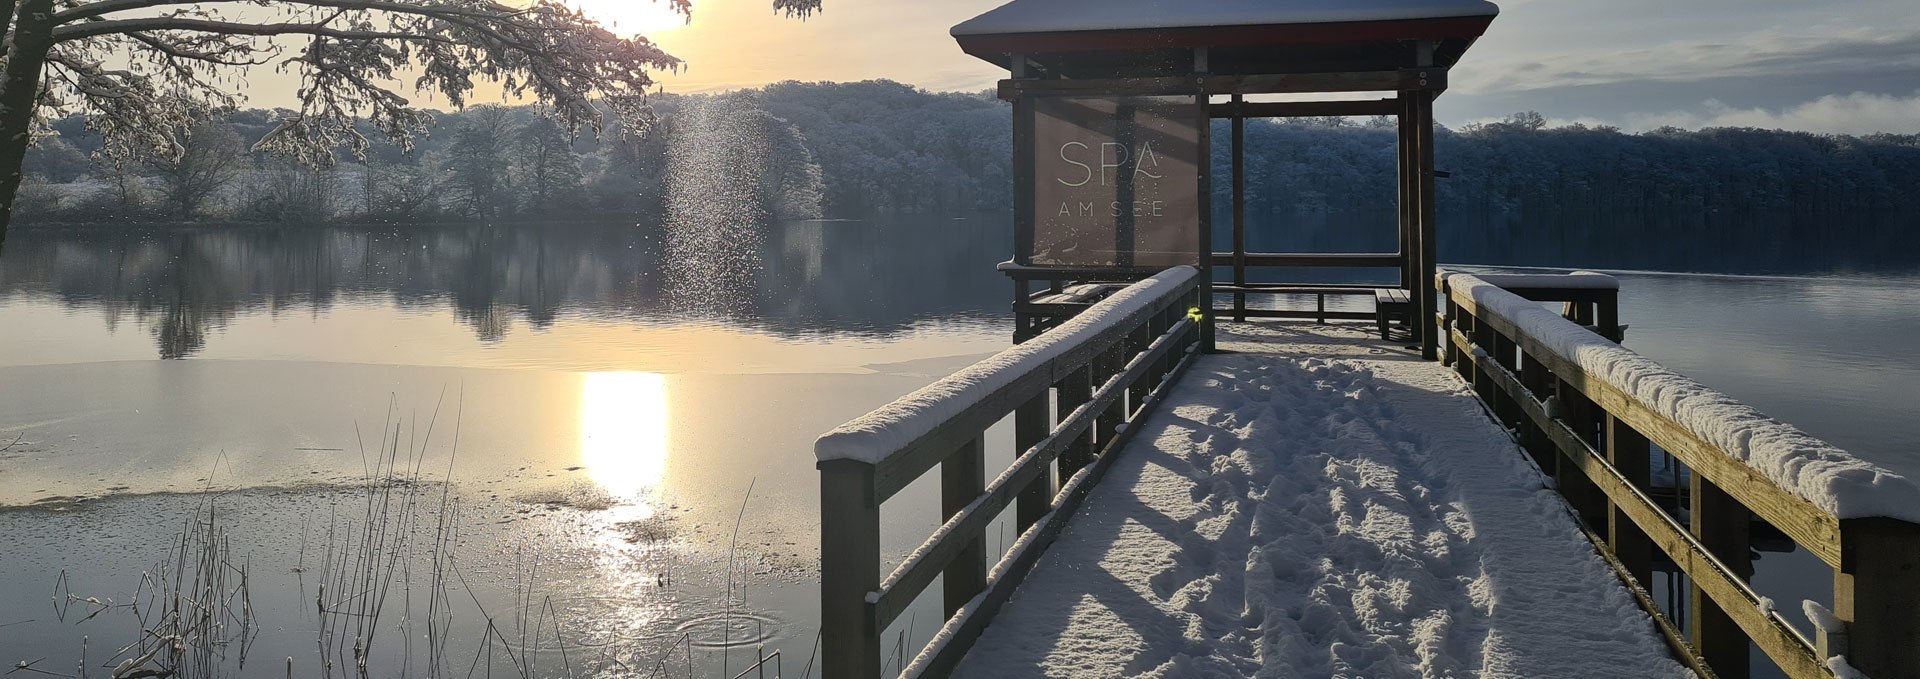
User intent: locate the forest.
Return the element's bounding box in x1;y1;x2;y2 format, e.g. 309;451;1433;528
15;79;1920;269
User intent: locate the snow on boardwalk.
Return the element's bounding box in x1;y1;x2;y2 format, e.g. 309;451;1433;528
953;322;1692;678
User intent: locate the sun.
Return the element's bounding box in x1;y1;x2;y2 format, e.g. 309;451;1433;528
569;0;691;37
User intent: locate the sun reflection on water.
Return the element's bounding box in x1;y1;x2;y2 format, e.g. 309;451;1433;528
580;371;669;519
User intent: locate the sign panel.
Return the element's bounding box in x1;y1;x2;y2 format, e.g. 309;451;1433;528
1028;96;1202;268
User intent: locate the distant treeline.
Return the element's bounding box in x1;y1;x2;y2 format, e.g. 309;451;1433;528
16;80;1011;223
18;82;1920;261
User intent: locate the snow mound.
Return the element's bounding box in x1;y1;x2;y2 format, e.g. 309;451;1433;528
954;0;1500;37
1466;270;1619;290
1448;273;1920;522
816;266;1198;464
954;328;1689;677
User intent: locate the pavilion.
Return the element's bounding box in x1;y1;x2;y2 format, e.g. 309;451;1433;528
952;0;1501;359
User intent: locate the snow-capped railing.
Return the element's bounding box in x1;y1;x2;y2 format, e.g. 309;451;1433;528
816;266;1203;679
1440;272;1920;679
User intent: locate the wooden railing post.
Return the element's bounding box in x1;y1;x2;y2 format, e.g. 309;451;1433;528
1127;323;1153;418
1556;379;1607;529
1690;476;1752;678
1095;343;1124;454
1057;366;1094;478
1013;393;1052;532
1438;274;1455;367
1517;351;1555;473
819;460;882;679
1604;414;1653;585
1835;518;1920;679
942;436;987;617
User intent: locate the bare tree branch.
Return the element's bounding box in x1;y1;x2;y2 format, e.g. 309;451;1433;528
53;17;459;43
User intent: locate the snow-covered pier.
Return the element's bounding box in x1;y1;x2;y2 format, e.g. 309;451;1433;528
815;269;1920;679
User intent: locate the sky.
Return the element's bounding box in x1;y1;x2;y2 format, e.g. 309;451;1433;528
265;0;1920;134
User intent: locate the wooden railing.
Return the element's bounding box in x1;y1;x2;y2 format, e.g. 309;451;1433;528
815;266;1204;679
1439;272;1920;679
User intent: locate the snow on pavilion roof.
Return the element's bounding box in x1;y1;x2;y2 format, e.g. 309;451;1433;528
952;0;1500;38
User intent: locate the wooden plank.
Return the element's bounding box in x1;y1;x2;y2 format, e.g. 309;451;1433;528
941;436;987;619
819;460;882;679
1231;95;1246;323
1449;288;1846;567
1452;334;1833;679
901;343;1203;679
1208;252;1402;268
998;69;1443;100
1207;308;1378;321
1209;98;1401;119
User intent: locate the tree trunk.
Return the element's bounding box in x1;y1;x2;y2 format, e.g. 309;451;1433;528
0;0;57;252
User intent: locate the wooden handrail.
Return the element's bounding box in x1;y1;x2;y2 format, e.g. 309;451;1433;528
1440;272;1920;679
816;266;1204;679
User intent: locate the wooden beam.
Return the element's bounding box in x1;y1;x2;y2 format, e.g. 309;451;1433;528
998;69;1445;100
1208;252;1402;268
1231;94;1247;323
1412;90;1439;360
1208;98;1401;119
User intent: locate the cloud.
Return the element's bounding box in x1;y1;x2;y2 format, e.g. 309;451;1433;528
1457;27;1920;97
1620;91;1920;135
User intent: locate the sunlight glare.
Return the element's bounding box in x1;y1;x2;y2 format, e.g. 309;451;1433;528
580;372;670;515
568;0;690;37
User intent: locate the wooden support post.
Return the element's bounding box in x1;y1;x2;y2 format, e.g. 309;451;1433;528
1438;276;1455;366
1690;476;1752;678
1557;378;1607;529
941;436;987;617
818;460;882;679
1413;90;1440;361
1396;96;1412;291
1231;94;1247;323
1058;366;1094;478
1196;93;1216;353
1598;292;1622;343
1834;518;1920;679
1127;324;1153;417
1013;393;1052;532
1518;351;1555;472
1605;415;1654;586
1454;310;1476;384
1492;333;1523;429
1095;344;1124;454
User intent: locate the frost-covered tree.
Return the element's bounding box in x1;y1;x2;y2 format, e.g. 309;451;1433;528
149;122;244;218
516;115;583;213
0;0;824;245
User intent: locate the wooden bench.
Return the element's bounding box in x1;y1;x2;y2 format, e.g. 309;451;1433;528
1375;288;1412;340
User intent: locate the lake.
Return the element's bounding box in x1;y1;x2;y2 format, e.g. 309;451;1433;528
1;220;1916;677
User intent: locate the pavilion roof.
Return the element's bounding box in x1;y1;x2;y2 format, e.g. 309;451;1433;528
953;0;1499;38
952;0;1500;77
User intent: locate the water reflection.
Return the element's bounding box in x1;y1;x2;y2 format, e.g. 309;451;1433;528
581;371;669;516
0;217;1013;359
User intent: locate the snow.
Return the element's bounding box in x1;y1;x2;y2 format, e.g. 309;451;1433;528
1464;270;1620;290
952;323;1692;678
953;0;1499;37
1447;273;1920;521
816;266;1198;464
1803;600;1842;634
1827;657;1868;679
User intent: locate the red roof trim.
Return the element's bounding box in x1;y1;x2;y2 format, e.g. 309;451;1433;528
956;15;1494;60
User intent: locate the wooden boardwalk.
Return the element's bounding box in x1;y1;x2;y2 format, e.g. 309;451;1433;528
948;322;1689;677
